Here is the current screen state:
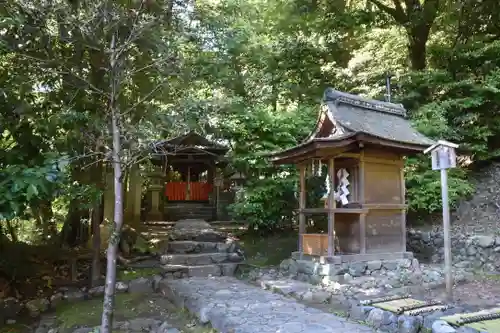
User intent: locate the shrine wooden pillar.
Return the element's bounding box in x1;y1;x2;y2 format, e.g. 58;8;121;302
207;162;216;219
400;165;407;252
327;158;336;256
298;164;306;259
186;166;191;200
359;149;367;254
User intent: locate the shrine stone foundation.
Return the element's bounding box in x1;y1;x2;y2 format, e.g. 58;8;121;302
282;252;419;285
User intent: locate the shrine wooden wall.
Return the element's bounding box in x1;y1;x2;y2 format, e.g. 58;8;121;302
362;149;405;253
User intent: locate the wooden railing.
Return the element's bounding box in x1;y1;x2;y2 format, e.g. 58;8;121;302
165;182;212;201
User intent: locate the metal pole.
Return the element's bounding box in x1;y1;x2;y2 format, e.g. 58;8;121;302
440;168;453;300
385;73;392;103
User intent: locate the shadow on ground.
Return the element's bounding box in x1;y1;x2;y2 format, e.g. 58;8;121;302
238;229;298;267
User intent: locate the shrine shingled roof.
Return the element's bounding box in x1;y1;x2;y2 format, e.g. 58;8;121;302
270;89;435;163
322;88;434;147
151;131;228;156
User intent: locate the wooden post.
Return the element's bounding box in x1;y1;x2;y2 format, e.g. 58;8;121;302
359;151;365;202
441;168;453;300
424;140;459;302
299;164;306;259
207;164;215;202
186;166;191;200
360;214;366;254
327;158;336;256
358;150;366;254
400;166;407;253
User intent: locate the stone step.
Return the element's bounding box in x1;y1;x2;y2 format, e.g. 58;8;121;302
164;205;215;222
159;252;243;265
144;221;176;227
161;263;239;278
170;220;228;242
165;240;236;254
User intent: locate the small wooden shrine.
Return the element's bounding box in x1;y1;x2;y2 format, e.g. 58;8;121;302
148;131;229;221
271;89;435;263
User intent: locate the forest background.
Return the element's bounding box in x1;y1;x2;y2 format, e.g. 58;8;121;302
1;0;500;327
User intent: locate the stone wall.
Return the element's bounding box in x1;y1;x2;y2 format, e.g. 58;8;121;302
278;257;461;291
452;162;500;235
407;229;500;271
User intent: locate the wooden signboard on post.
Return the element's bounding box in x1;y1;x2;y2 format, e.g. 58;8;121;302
424;140;459;301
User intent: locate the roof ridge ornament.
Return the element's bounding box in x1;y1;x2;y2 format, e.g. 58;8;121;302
323;88;407;118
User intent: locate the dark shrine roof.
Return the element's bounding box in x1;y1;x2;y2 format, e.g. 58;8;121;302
323;89;434;147
271;88;435;163
151;131;229;156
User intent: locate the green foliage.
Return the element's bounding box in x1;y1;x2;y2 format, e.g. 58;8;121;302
405;157;473;213
230;177;297;230
2;0;500;234
223;103;318;230
218;104;315;175
0;153;64;220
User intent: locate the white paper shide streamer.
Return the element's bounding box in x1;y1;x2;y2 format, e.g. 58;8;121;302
323;168;350;205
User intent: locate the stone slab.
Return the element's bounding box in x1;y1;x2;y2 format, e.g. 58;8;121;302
161;263;239;277
259;278;312;297
291;251;414;263
170;219;227;242
160;252;243;265
164;241;235;254
161;276;375;333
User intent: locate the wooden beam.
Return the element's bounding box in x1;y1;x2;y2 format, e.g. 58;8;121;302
299;164;306;259
362;203;407;210
337;152;403;166
298;208;368;214
186;166;191;200
271;140;357;165
400;166;407;253
359;150;367;254
327;158;336;256
360;213;367;254
359;150;365;203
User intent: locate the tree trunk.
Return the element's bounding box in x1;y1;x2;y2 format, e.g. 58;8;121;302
89;152;105;287
406;26;431;71
36;199;56;241
368;0;440;71
91;195;103;287
5;220;17;242
60;200;88;247
101;33;124;333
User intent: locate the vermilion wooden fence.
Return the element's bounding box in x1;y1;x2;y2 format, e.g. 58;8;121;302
165;182;212;201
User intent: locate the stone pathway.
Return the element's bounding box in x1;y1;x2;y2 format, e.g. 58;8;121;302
161;276;375;333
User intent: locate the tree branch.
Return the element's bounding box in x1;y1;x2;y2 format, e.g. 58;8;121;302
368;0;408;23
121;82;167;116
422;0;441;24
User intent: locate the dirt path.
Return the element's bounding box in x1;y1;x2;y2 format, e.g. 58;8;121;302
424;273;500;308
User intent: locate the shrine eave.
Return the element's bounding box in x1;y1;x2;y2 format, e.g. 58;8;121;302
151;131;229;155
270;133;430;165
